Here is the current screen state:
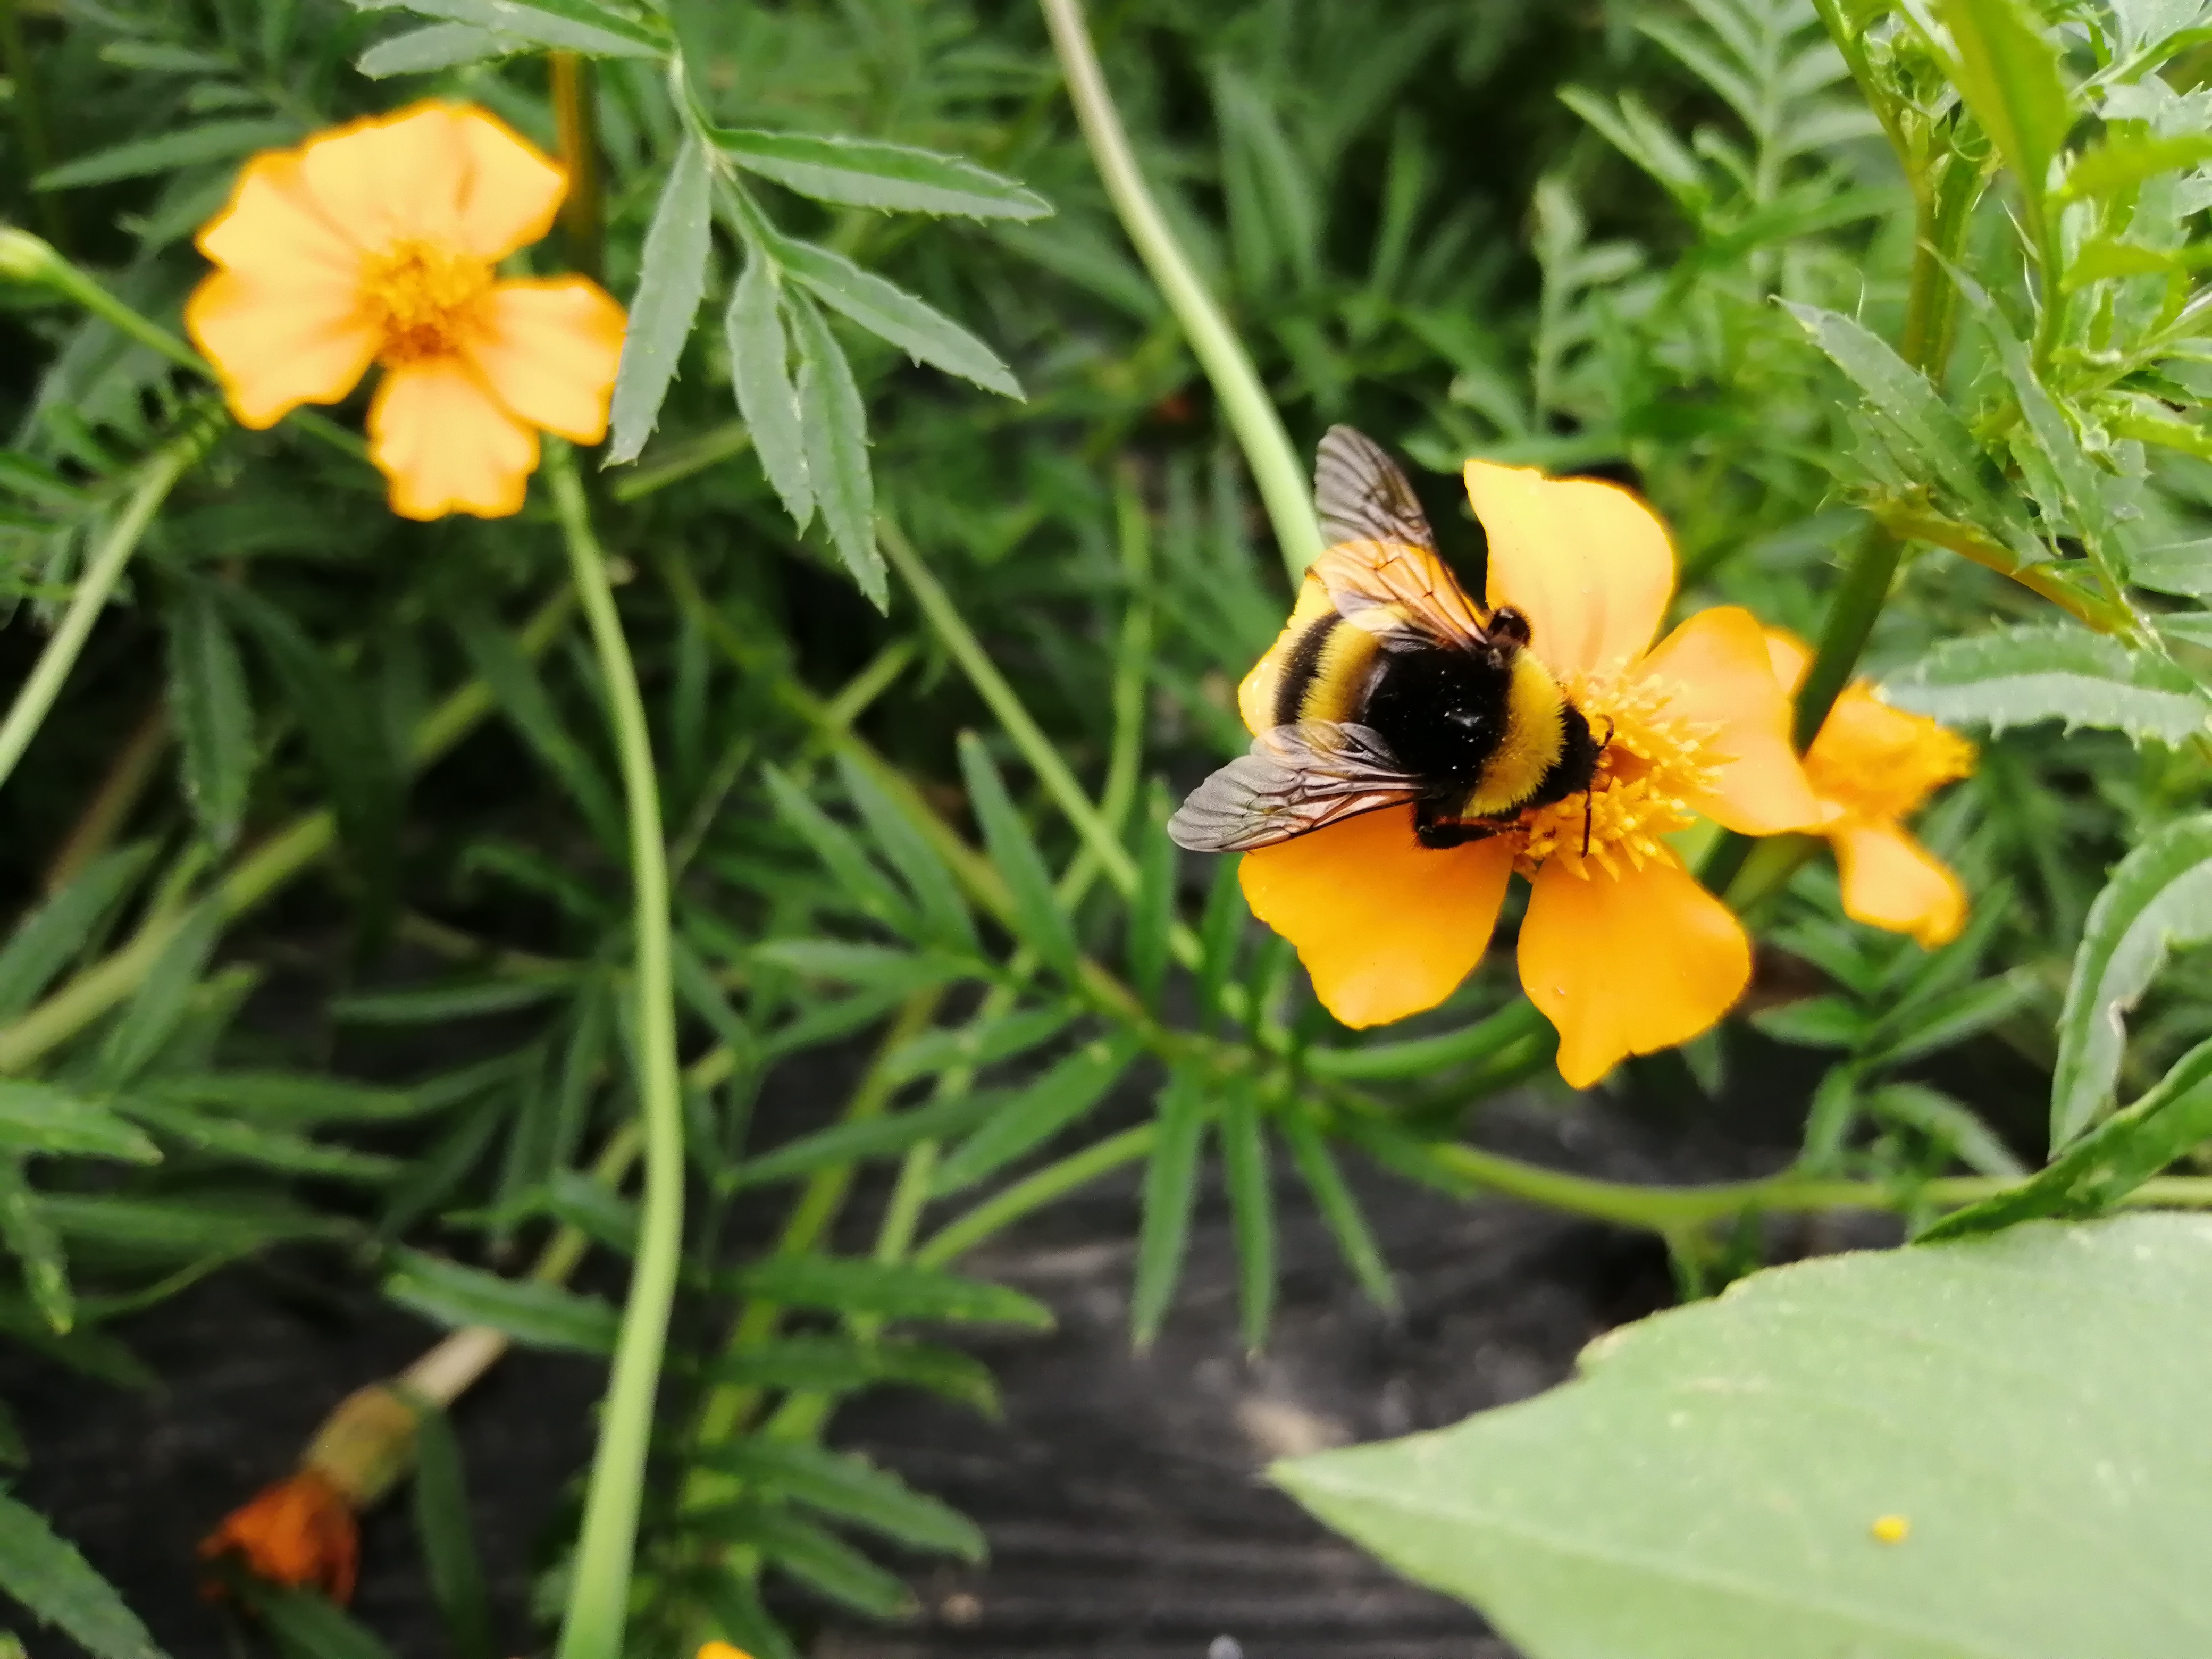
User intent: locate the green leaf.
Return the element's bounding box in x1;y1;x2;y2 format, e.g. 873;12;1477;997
836;754;978;956
693;1569;799;1659
1196;852;1246;1019
725;250;812;531
1129;786;1177;1012
39;1192;339;1257
330;979;569;1023
1220;1082;1275;1354
2134;537;2212;597
1279;1108;1396;1312
451;607;623;848
112;1096;401;1182
36;118;300;189
759;765;914;932
788;293;884;606
932;1034;1140;1194
702;1335;999;1415
355;21;521;76
1867;1083;2025;1179
700;1440;984;1560
607;133;713;466
2059;131;2212;200
1884;625;2209;745
167;585;254;850
775;234;1021;398
1926;1038;2212;1238
348;0;661;58
1780;304;1996;510
1131;1076;1206;1348
2051;814;2212;1145
384;1250;619;1353
0;1080;161;1163
1937;0;2073;206
1752;993;1868;1050
885;1004;1075;1083
734;1092;999;1188
242;1582;396;1659
957;734;1079;980
1862;969;2038;1069
0;1160;71;1333
1278;1214;2212;1659
0;845;153;1023
729;1254;1053;1329
0;1491;162;1659
145;1070;430;1126
716;129;1050;220
93;906;219;1088
410;1407;494;1659
751;940;974;994
705;1504;914;1619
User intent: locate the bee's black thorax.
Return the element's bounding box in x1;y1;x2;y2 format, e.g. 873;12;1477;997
1358;644;1514;794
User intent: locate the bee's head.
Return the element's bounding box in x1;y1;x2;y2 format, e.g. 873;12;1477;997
1480;604;1532;671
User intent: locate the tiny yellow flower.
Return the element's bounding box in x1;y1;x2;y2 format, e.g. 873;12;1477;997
1871;1513;1911;1544
186;100;626;521
1767;632;1975;949
697;1644;756;1659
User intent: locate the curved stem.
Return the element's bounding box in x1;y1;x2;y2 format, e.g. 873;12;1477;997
0;426;205;793
1038;0;1322;578
547;444;685;1659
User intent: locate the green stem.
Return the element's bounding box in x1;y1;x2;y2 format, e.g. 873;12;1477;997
547;444;685;1659
0;423;207;793
0;0;65;251
550;52;605;282
915;1124;1157;1267
1037;0;1322;578
1304;998;1547;1081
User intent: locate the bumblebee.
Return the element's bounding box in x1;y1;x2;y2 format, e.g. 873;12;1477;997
1169;426;1604;854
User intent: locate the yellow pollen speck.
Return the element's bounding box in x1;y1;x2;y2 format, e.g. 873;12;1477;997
361;240;494;366
1871;1514;1910;1545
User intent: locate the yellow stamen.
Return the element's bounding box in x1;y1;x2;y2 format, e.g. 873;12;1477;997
361;240;494;365
1509;671;1722;880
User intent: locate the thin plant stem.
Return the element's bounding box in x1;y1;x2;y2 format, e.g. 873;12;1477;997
0;426;207;793
547;443;685;1659
915;1125;1157;1266
41;692;167;894
1037;0;1323;578
551;52;605;282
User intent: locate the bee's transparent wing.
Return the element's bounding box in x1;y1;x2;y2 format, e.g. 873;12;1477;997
1315;425;1438;553
1167;722;1425;853
1311;428;1490;654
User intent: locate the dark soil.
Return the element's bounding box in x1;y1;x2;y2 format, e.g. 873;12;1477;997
4;1074;1888;1659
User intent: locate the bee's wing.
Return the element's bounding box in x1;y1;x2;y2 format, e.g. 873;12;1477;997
1311;428;1489;654
1167;722;1426;853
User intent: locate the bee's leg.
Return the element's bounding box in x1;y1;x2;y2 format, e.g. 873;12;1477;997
1415;800;1502;849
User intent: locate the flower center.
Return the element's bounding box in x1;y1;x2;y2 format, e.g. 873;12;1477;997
361;241;493;366
1507;670;1721;880
1806;688;1974;822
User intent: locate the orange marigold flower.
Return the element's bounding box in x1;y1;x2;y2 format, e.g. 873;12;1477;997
1766;631;1975;948
698;1645;758;1659
1239;464;1822;1087
198;1468;359;1604
185;100;625;521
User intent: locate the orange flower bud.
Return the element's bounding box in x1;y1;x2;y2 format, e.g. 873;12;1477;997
198;1468;359;1604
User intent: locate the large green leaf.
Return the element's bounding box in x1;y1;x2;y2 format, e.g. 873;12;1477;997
724;250;812;532
1937;0;2073;208
2050;815;2212;1145
788;293;884;607
0;1491;163;1659
775;234;1020;397
716;129;1050;220
166;584;254;850
343;0;661;58
1884;625;2210;746
607;133;713;465
1280;1214;2212;1659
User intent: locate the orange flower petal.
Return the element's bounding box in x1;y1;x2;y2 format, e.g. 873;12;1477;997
185;270;379;430
297;102;563;260
1239;808;1514;1027
198;152;364;283
1830;819;1967;949
199;1469;359;1604
367;358;538;520
1465;461;1674;677
463;278;626;444
1636;606;1822;835
1237;577;1338;734
1764;626;1811;696
1519;856;1751;1088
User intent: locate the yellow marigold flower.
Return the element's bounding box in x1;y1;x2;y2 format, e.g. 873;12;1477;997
198;1468;359;1603
698;1645;757;1659
1239;464;1822;1087
185;100;625;520
1766;631;1975;949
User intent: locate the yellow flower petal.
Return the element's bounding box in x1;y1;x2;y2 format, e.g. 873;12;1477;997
197;151;364;284
1764;626;1811;696
448;104;569;259
1808;685;1975;823
1519;855;1751;1088
367;358;538;521
1237;577;1338;734
1635;605;1822;835
185;270;379;429
463;278;626;445
296;102;563;261
1239;808;1514;1027
1465;461;1674;677
1830;819;1967;949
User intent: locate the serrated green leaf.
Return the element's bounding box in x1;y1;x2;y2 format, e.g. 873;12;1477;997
0;1081;160;1163
759;765;914;933
167;585;253;850
750;940;976;994
1867;1083;2024;1178
1132;1075;1205;1348
1220;1082;1275;1354
1938;0;2073;206
1279;1214;2212;1659
702;1335;998;1414
702;1503;913;1619
348;0;661;58
957;734;1078;979
1781;304;1995;510
734;1092;999;1188
1863;970;2037;1069
725;250;812;531
836;753;978;955
1884;625;2209;745
2051;814;2212;1145
93;906;219;1089
384;1250;619;1353
729;1254;1053;1328
113;1096;401;1182
38;1192;338;1256
608;133;713;465
408;1406;493;1659
145;1071;428;1126
0;1492;162;1659
700;1440;984;1559
694;1569;800;1659
789;293;884;606
1279;1107;1395;1312
717;128;1050;220
36;118;299;189
355;21;521;76
932;1033;1139;1194
2059;132;2212;201
1749;995;1869;1050
2135;537;2212;597
776;234;1020;398
0;845;154;1023
884;1004;1074;1083
0;1160;70;1333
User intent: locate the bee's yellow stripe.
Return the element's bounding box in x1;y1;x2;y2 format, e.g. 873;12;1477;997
1461;652;1566;816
